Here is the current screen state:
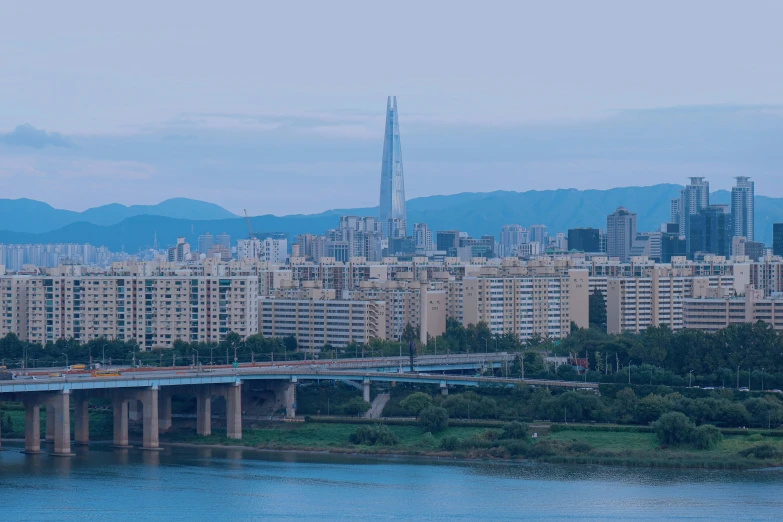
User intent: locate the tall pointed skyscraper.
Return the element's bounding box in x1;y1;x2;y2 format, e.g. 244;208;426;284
379;96;406;238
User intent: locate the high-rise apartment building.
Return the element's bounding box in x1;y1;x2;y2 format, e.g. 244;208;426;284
528;225;547;248
678;177;710;252
731;176;754;241
413;223;434;252
500;225;527;256
606;207;637;262
379;96;406;238
167;237;191;262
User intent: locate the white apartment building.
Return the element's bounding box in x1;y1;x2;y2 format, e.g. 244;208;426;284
5;274;258;349
461;270;589;340
259;298;386;349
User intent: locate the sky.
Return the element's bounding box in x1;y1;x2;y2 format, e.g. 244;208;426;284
1;0;783;215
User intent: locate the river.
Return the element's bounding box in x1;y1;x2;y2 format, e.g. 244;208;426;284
0;443;782;520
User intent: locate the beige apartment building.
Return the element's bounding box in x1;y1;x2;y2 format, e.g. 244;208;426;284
3;274;258;349
683;287;783;332
461;270;589;340
259;298;386;349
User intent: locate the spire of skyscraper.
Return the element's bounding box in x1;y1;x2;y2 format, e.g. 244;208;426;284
379;96;406;238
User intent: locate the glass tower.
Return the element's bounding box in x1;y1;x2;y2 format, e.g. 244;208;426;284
379;96;406;238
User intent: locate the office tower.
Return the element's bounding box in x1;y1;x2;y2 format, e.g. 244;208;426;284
774;224;783;257
198;232;214;254
500;225;526;256
660;232;687;263
680;177;710;251
215;232;231;250
567;228;600;253
413;223;434;252
379;96;406;238
436;231;460;252
689;205;732;258
606;207;637;262
731;176;754;241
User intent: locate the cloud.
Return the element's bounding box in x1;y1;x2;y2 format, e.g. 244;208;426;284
1;124;74;149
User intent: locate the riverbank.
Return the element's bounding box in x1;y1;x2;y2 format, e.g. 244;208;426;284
156;419;783;469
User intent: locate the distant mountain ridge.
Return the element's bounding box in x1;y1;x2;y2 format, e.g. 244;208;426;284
0;184;781;251
0;197;237;234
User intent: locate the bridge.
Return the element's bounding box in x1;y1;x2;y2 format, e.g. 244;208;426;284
0;362;595;458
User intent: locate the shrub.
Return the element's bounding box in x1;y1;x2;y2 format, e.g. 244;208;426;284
400;392;433;416
501;421;529;440
690;424;722;450
503;440;530;457
339;397;371;416
738;444;783;460
747;433;764;442
419;432;436;448
527;441;557;458
348;424;400;446
568;441;593;454
419;406;449;433
654;412;694;446
440;435;459;451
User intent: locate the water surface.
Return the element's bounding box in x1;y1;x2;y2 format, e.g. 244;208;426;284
0;443;781;520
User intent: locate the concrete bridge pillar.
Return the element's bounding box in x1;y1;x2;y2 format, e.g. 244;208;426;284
23;398;43;454
0;402;3;451
362;380;371;403
49;391;74;456
225;383;242;440
138;389;160;451
197;388;212;436
440;382;448;396
158;391;172;431
284;381;296;419
45;403;55;442
112;398;130;448
73;394;91;446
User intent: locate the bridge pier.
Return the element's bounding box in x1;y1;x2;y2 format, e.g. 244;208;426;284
73;394;90;446
112;398;131;448
196;388;212;436
440;382;448;396
49;391;74;456
23;398;43;454
362;379;371;403
137;389;161;451
225;383;242;440
284;381;296;419
158;391;172;431
0;401;3;451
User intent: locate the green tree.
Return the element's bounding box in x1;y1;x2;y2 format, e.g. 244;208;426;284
419;406;449;432
400;392;433;415
690;424;722;449
589;290;607;330
654;412;694;446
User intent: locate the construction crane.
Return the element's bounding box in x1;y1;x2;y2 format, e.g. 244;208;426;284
244;209;255;239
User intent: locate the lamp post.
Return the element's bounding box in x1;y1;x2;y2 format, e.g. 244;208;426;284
689;370;693;388
737;366;740;390
762;368;765;391
62;353;68;369
210;346;215;366
102;344;106;366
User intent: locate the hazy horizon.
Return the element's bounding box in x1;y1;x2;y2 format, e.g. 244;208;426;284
2;1;783;214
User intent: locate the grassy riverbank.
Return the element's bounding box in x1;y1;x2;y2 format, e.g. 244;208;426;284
157;419;783;469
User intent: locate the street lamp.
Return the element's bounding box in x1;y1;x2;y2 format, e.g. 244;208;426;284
689;370;693;388
210;346;215;366
62;352;68;369
102;343;106;366
737;366;740;390
762;368;765;391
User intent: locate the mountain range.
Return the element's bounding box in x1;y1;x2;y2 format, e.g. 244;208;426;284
0;184;780;252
